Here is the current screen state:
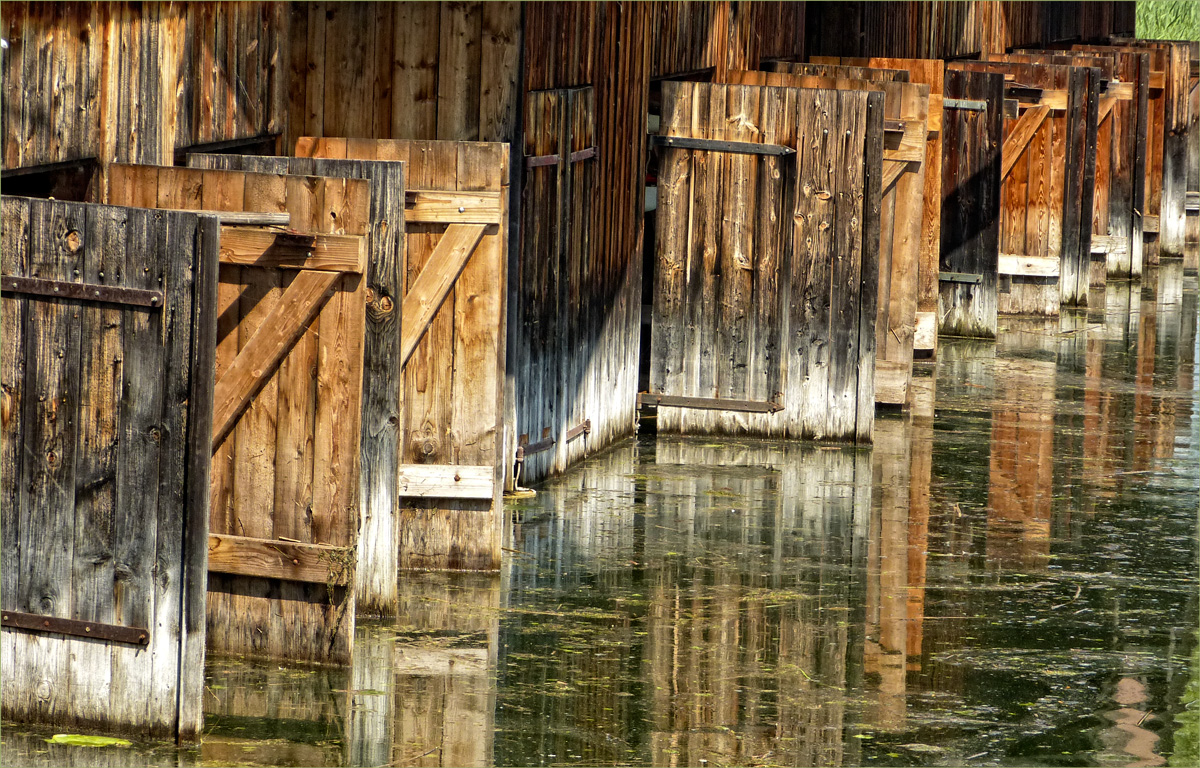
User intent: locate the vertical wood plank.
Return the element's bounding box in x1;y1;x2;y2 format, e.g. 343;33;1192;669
392;2;440;140
1;197;30;610
437;2;483;141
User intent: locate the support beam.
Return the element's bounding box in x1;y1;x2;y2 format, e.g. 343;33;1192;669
400;223;487;367
210;270;340;448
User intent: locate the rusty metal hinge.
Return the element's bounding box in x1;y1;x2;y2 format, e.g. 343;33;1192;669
2;610;150;647
2;275;163;308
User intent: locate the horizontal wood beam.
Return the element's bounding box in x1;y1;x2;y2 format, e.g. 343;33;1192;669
1143;214;1159;234
1105;81;1134;100
943;97;986;111
874;360;909;406
400;223;487;368
211;269;340;449
882;119;924;162
1149;70;1165;90
637;393;783;413
652;135;796;157
397;464;495;500
405;190;502;224
939;271;983;284
998;253;1060;278
218;227;367;273
1001;105;1050;181
178;210;290;226
207;534;350;585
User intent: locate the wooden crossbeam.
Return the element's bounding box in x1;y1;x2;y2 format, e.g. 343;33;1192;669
1001;105;1050;181
207;534;351;585
210;270;340;449
397;464;495;500
405;190;502;224
882;160;915;195
998;253;1060;278
218;227;366;273
400;223;487;368
882;118;925;162
1098;96;1117;124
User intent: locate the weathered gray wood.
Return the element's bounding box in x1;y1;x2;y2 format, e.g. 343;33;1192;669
2;197;215;740
1;196;30;611
856;90;884;440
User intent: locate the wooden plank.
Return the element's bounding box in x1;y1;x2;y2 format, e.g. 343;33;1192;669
397;465;495;500
998;253;1061;277
650;134;795;156
436;1;482;141
391;2;440;139
404;190;502;224
0;197;29;613
400;223;487;367
479;2;521;143
310;270;366;548
210;270;340;450
217;228;367;273
207;534;349;585
1000;105;1050;180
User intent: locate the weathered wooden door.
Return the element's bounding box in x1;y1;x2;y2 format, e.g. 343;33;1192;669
1;196;218;739
103;163;370;665
518;87;597;479
939;69;1003;339
960;59;1095;312
293;137;510;573
651;80;883;442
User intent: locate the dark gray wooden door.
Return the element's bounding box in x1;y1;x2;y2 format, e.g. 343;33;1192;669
1;196;218;739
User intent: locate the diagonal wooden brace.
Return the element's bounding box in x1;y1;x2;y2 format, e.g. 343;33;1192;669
210;269;340;450
1000;105;1050;181
400;223;487;367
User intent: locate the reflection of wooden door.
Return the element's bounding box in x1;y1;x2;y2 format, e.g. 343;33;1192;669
1;197;217;738
518;86;596;479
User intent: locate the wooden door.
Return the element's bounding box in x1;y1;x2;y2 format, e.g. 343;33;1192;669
651;80;883;442
104;163;370;665
518;87;597;480
1;196;218;739
939;69;1003;339
293;137;510;573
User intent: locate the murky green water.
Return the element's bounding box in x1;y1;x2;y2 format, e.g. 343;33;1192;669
4;268;1198;766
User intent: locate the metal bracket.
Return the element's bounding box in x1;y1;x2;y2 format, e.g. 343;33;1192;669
525;153;560;168
2;610;149;646
2;275;163;308
939;271;984;285
651;135;796;157
565;419;591;442
568;147;597;163
637;393;783;414
943;98;987;111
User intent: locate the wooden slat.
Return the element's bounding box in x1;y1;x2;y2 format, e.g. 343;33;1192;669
652;134;796;156
207;534;349;585
998;253;1060;277
882;118;925;162
399;223;487;367
217;228;367;272
210;270;339;449
397;464;495;500
881;159;913;194
404;190;502;224
1000;105;1049;180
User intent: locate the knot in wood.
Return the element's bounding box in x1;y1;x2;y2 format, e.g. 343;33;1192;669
66;230;82;252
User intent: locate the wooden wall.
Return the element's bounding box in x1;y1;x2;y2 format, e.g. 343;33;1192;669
805;2;1136;61
1;2;285;169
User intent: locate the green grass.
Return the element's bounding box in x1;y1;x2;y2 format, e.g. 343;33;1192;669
1136;0;1200;41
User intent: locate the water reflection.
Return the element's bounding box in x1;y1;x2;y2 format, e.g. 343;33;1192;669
0;274;1195;767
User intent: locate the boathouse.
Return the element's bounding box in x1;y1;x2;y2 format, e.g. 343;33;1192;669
2;0;1195;740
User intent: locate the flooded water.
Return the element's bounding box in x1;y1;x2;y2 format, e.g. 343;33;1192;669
4;268;1198;766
